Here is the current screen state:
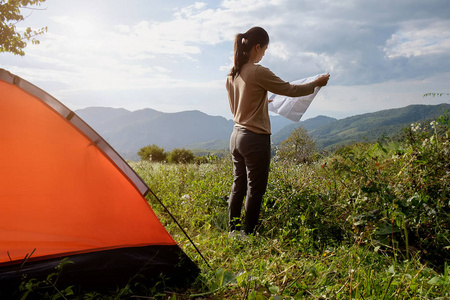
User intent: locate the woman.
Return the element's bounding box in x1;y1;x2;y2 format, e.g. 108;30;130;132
226;26;330;235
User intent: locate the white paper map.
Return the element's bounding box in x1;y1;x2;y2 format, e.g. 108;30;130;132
268;73;326;122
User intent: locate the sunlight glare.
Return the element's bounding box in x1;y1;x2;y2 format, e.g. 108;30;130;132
75;19;95;37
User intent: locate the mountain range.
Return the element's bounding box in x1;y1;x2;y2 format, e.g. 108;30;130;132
75;103;450;160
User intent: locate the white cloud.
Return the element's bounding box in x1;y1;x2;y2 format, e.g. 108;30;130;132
304;75;450;120
268;42;290;61
2;0;450;120
221;0;279;11
175;2;208;17
384;19;450;58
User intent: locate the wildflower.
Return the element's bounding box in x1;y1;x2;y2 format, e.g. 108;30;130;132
427;208;436;217
411;123;421;132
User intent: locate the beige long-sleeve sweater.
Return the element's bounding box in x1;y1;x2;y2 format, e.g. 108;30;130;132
226;63;315;135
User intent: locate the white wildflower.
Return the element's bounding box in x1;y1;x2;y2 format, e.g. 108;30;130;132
411;123;421;132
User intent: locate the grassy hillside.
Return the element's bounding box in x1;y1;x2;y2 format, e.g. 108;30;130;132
10;111;449;299
136;114;449;299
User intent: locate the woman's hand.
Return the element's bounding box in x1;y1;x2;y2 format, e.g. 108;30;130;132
315;73;330;87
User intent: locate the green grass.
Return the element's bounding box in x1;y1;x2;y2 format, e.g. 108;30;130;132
132;151;449;299
12;118;450;299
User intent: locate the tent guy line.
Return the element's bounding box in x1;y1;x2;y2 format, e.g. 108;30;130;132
146;188;212;269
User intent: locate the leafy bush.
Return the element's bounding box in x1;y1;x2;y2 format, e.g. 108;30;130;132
137;144;167;162
168;148;195;164
276;126;316;164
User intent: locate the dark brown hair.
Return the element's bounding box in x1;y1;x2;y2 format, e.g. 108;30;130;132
229;27;270;78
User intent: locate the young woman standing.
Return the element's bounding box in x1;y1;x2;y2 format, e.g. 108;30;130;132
226;26;330;235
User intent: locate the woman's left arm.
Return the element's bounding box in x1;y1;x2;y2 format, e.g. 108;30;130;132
256;66;329;97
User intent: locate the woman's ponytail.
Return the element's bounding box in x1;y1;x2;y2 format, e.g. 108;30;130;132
230;33;248;78
229;27;269;78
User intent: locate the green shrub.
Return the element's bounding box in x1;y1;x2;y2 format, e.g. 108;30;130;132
137;144;167;162
168;148;195;164
276;126;316;164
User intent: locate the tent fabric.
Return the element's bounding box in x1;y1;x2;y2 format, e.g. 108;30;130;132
0;69;150;196
0;69;198;287
0;245;198;288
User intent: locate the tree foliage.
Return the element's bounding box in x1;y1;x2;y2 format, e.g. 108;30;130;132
424;92;450;98
0;0;47;56
168;148;195;164
277;126;316;163
137;144;167;162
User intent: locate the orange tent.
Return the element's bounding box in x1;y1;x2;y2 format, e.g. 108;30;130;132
0;69;198;288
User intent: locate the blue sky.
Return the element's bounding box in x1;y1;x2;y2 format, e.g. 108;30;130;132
2;0;450;121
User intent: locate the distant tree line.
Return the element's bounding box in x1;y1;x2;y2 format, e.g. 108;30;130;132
138;127;317;165
138;144;211;164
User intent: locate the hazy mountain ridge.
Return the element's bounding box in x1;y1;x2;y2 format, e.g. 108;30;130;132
76;108;237;160
76;103;450;160
309;103;450;149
